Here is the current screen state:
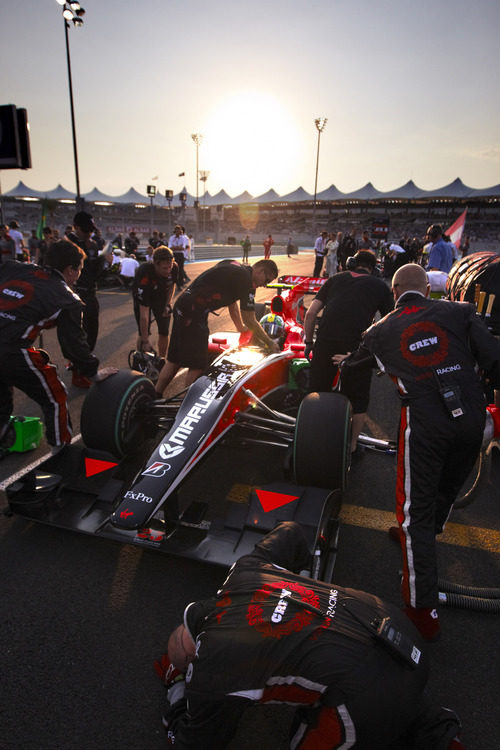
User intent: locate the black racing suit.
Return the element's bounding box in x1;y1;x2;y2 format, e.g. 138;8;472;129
347;291;500;609
67;231;107;352
167;260;254;370
167;522;461;749
0;261;99;445
132;261;178;338
309;270;393;412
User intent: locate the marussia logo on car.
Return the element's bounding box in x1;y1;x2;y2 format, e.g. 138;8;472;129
159;443;185;459
159;372;233;460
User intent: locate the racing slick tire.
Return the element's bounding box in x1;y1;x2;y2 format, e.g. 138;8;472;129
253;302;268;320
81;369;156;458
292;392;352;491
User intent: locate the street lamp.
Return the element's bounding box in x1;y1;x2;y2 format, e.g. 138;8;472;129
312;117;327;237
179;189;187;217
199;170;210;236
147;184;156;235
165;189;173;235
191;133;203;209
56;0;86;210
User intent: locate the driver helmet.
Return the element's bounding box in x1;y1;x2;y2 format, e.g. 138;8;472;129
259;313;285;339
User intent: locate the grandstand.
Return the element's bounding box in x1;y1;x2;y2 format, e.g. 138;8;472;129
2;178;499;249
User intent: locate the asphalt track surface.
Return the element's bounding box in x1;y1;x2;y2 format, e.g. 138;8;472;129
1;253;499;749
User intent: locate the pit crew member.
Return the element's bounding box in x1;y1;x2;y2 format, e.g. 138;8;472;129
303;251;393;452
157;521;466;750
66;211;113;387
132;246;178;358
333;263;500;640
155;259;280;394
0;241;116;450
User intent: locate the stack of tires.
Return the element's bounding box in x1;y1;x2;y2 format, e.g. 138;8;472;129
447;251;500;335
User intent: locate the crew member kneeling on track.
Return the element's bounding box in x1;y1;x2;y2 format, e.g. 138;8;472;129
155;521;466;750
0;241;116;451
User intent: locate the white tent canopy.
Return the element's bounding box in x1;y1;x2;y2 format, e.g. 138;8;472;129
4;179;500;205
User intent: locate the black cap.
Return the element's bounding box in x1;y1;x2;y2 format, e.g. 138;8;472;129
73;211;97;232
352;250;376;270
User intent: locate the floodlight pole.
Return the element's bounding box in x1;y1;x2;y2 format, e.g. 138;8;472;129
59;1;86;211
64;20;80;207
147;186;156;235
199;170;209;236
312;117;327;237
191;133;203;209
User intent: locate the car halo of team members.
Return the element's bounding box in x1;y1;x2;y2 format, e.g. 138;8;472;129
156;521;466;749
0;240;116;452
333;263;500;642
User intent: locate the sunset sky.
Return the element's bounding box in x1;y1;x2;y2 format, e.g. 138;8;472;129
1;0;499;199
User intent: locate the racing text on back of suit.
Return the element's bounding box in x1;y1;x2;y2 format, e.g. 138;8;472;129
162;522;464;750
344;290;500;613
0;259;99;446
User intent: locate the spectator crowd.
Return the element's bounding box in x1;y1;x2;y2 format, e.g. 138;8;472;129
311;225;472;282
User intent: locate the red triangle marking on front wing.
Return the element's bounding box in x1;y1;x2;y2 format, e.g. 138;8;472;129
255;489;300;512
85;457;118;477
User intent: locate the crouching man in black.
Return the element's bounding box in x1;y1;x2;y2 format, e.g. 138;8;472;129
0;240;117;450
156;521;466;749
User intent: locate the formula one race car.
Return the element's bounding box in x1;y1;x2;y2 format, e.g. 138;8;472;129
6;276;351;581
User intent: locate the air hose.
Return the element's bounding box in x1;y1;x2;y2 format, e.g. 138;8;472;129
438;578;500;611
438;579;500;598
438;591;500;613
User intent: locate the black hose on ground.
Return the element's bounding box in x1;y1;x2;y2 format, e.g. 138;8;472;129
438;579;500;598
438;591;500;612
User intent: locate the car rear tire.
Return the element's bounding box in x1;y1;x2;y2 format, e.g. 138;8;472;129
293;392;352;490
80;369;156;458
254;302;268;321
